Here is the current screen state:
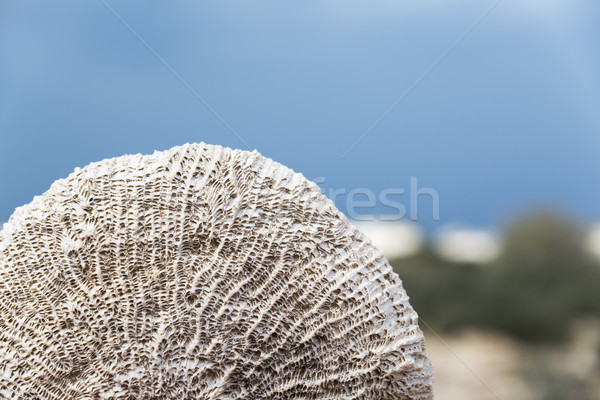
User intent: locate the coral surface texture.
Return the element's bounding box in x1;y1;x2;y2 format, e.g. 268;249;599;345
0;143;432;399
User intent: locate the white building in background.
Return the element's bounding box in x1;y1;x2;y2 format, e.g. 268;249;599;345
585;224;600;260
435;227;501;264
354;220;424;260
355;221;600;264
353;220;501;263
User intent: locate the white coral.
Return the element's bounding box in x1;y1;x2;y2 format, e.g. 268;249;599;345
0;143;432;399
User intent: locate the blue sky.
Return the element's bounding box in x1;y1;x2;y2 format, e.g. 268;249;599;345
1;0;599;230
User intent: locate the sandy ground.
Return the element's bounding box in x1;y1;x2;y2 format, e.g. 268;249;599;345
425;324;600;400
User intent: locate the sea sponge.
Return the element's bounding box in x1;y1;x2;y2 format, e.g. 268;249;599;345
0;143;432;399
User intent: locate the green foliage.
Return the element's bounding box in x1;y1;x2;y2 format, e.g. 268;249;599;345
392;213;600;344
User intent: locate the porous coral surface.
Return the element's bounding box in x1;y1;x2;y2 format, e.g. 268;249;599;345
0;143;432;399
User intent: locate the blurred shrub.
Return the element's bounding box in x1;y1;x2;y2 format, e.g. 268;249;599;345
392;213;600;343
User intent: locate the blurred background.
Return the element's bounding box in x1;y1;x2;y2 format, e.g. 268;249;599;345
1;1;599;398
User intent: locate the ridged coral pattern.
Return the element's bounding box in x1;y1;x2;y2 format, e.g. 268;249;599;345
0;143;432;399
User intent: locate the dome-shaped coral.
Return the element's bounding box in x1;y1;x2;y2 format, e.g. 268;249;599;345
0;143;432;399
